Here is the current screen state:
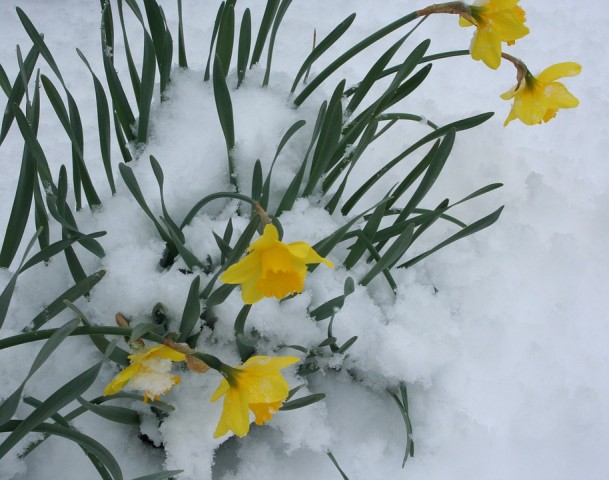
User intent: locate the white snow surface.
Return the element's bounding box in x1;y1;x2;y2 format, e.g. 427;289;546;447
1;1;608;479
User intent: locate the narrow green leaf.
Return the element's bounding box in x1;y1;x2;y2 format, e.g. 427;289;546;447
216;4;235;78
0;341;116;460
0;42;39;146
0;228;42;330
280;393;325;411
309;277;355;321
251;159;263;201
327;451;350;480
341;113;493;215
359;223;414;287
150;156;183;242
77;397;140;425
117;0;142;106
180;192;257;229
0;420;123;480
204;2;225;82
177;0;188;68
130;471;184;480
213;55;236;189
262;0;293;87
237;8;251;88
178;275;201;342
293;12;421;106
138;31;156;143
337;336;357;354
0;63;11;96
398;206;504;269
77;49;116;194
250;0;280;67
260;119;306;209
234;304;255;361
343;190;386;269
29;270;106;331
291;13;355;93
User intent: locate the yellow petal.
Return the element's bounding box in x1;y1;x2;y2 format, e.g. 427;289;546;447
214;385;250;438
545;82;579;108
241;355;300;373
500;86;517;100
537;62;581;84
210;378;230;402
471;27;502;70
221;251;261;284
149;345;187;362
490;10;529;41
286;242;334;268
247;223;280;252
241;276;265;304
103;364;140;396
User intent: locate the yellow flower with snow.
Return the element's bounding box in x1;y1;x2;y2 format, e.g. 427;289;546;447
104;344;186;402
210;355;299;438
220;224;333;304
459;0;529;69
501;62;581;126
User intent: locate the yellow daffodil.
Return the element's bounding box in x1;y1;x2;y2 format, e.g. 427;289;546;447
220;224;334;304
501;62;581;126
459;0;529;69
210;355;299;438
104;344;186;402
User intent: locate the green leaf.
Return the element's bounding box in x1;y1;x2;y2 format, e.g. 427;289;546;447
234;304;255;361
260;119;307;209
327;451;350;480
138;30;156;143
213;55;237;189
130;471;184;480
359;223;414;287
293;12;421;106
0;63;11;96
0;43;39;146
341;112;493;215
0;341;117;460
291;13;355;93
337;336;358;354
76;397;140;425
117;0;142;107
77;49;116;195
237;8;251;88
309;277;355;321
388;383;414;467
0;107;37;268
398;206;504;269
178;275;201;342
303;81;344;196
204;2;224;82
0;228;42;330
0;318;80;425
177;0;188;68
275;101;326;217
204;284;237;308
150;156;183;242
262;0;293;87
119;163;173;247
0;420;123;480
280;393;325;411
29;270;106;331
216;4;235;78
250;0;280;67
180;192;257;229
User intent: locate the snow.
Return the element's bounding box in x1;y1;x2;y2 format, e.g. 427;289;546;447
1;0;608;479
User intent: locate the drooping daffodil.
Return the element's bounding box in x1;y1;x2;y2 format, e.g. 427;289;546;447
220;224;333;304
211;355;300;438
459;0;529;69
501;61;581;126
104;344;186;402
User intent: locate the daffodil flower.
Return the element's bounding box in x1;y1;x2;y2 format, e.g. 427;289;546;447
220;224;334;304
210;355;299;438
104;344;186;402
501;62;581;126
459;0;529;69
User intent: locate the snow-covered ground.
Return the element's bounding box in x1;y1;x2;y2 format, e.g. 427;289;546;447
1;1;608;479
